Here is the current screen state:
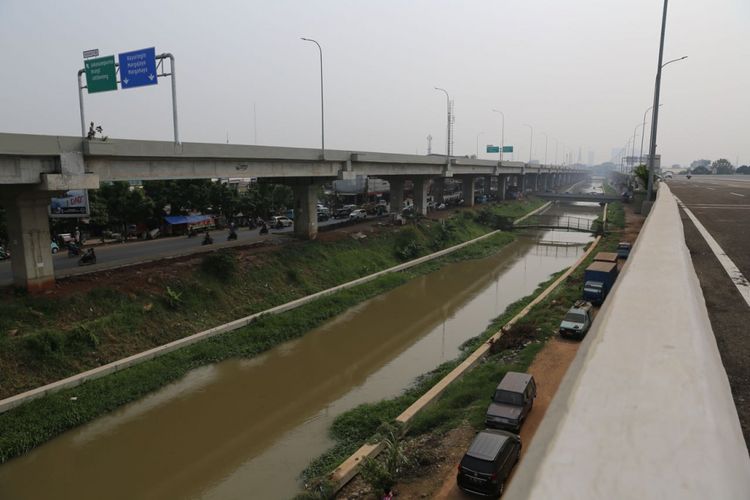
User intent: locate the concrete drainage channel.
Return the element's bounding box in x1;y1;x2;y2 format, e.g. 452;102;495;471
329;203;606;492
0;203;552;415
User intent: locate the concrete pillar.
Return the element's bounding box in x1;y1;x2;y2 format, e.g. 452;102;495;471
532;174;539;192
432;177;445;204
413;177;429;216
499;175;507;201
4;189;55;291
292;183;319;240
461;177;475;207
388;177;405;213
520;173;526;194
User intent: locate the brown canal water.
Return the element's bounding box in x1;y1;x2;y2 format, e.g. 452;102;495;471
0;204;599;500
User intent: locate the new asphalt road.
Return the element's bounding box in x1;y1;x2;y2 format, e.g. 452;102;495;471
668;175;750;445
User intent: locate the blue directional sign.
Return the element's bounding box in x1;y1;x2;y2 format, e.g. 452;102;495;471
118;47;157;89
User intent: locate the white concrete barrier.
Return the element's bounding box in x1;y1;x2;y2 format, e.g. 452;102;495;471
506;185;750;499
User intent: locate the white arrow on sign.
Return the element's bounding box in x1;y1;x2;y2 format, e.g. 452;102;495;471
123;78;129;85
148;74;154;81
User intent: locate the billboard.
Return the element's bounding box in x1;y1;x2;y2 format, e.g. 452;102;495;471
49;190;90;218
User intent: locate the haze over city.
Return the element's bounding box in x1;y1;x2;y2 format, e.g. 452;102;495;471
0;0;747;166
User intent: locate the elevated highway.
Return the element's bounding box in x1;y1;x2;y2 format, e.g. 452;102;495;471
0;132;588;290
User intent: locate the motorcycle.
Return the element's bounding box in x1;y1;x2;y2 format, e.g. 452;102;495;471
78;248;97;266
0;247;10;260
259;223;269;235
227;230;238;241
202;233;214;245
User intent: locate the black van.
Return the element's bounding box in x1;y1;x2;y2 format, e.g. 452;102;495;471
457;429;521;497
485;372;537;432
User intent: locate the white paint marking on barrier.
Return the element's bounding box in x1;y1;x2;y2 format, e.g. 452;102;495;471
730;192;745;197
677;198;750;308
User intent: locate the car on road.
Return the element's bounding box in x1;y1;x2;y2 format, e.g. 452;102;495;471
457;429;521;497
50;241;60;254
349;209;367;220
485;371;536;432
270;216;293;228
559;300;593;339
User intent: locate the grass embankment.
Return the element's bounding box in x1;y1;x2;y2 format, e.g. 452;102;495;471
0;199;543;464
300;202;627;493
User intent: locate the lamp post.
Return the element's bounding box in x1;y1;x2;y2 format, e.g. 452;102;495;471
301;37;325;158
492;109;505;162
639;104;663;165
646;0;686;199
475;132;484;158
523;123;533;163
632;123;643;166
540;132;549;167
434;88;451;164
554;138;559;166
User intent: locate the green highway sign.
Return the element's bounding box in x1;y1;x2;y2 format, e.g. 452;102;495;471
84;55;117;93
503;146;513;153
486;145;500;153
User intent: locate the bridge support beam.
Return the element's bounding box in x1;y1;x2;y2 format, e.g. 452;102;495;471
387;177;404;214
432;177;445;204
499;175;507;201
292;182;321;240
484;175;493;196
413;177;430;215
2;188;56;292
460;176;475;207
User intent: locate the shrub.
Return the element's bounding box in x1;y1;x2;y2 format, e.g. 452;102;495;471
201;251;237;282
23;331;64;359
394;227;423;261
164;286;183;310
67;325;100;351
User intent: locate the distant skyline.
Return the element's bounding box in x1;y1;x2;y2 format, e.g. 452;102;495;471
0;0;747;167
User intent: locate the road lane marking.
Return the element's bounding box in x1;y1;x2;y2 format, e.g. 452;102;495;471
730;192;745;197
676;197;750;308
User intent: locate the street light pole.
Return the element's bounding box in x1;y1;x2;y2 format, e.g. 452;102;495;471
301;37;325;158
632;124;642;166
554;138;558;166
523;124;533;163
540;132;549;166
435;87;451;165
646;0;685;200
492;109;505;162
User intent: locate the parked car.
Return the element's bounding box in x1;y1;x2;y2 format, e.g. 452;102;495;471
349;209;367;220
317;211;330;222
457;429;522;497
271;216;293;228
485;371;537;432
50;241;60;254
616;241;632;260
559;300;593;339
334;207;352;219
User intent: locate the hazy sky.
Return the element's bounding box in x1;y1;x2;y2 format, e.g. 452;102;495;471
1;0;748;167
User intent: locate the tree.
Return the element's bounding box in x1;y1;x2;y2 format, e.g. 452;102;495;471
711;158;735;175
633;165;649;189
690;159;710;170
691;165;711;175
737;165;750;174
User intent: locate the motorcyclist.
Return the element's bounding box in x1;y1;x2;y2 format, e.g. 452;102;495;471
202;232;214;245
228;223;238;240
